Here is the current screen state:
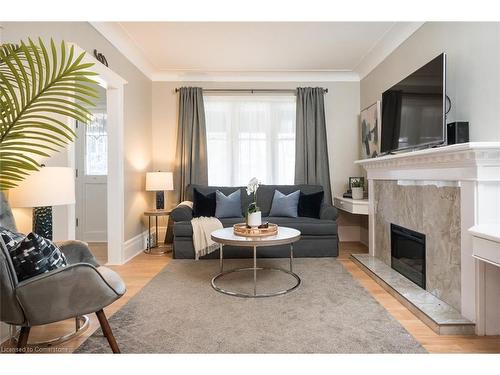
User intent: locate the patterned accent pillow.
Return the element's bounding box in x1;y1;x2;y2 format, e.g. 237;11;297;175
1;227;67;282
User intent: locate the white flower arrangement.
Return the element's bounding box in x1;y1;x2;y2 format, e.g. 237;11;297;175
246;177;260;196
246;177;260;214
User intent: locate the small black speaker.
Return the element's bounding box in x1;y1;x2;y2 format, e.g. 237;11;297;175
447;122;469;145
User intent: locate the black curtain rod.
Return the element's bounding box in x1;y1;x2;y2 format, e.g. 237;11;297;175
174;88;328;94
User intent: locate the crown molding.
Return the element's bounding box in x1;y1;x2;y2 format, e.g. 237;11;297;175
91;21;423;83
355;22;425;80
151;70;359;82
90;22;155;80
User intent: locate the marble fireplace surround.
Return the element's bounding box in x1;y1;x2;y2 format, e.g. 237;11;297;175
356;142;500;335
373;181;461;309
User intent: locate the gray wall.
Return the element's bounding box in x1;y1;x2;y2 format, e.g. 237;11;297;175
1;22;154;241
361;22;500;142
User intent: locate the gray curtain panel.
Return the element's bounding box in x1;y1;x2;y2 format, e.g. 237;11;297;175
173;87;208;203
294;87;332;204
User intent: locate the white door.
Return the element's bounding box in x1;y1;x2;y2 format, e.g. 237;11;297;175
75;107;108;242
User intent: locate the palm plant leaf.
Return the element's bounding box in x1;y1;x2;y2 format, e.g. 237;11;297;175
0;38;99;190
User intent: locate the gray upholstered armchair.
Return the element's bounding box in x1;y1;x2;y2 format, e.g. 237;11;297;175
0;193;126;353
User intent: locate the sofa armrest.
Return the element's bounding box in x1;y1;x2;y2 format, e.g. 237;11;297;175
319;204;338;221
16;263;124;325
57;240;99;266
170;201;194;222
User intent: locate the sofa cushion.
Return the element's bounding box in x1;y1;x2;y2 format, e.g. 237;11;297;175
215;190;243;218
269;190;300;217
193;188;216;217
174;216;337;237
298;191;324;218
266;217;337;236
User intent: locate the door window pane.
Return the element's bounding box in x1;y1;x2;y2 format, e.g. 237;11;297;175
85;111;108;175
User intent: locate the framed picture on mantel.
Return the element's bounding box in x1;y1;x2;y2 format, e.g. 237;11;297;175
360;101;381;159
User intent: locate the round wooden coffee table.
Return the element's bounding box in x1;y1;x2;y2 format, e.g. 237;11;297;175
210;226;301;298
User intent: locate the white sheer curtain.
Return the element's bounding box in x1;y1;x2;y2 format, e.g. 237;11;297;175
204;95;296;186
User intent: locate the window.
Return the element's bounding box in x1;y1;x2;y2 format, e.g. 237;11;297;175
85;111;108;175
205;95;296;186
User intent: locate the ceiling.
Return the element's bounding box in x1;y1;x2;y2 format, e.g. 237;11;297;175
92;22;424;81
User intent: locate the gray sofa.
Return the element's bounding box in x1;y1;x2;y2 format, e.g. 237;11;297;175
171;184;339;259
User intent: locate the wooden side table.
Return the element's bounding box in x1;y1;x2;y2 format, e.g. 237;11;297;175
144;209;171;255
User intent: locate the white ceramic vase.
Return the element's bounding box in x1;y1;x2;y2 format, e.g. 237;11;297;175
247;211;262;227
352;187;364;200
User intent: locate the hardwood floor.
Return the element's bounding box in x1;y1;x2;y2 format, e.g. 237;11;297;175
87;242;108;265
338;242;500;353
2;242;499;353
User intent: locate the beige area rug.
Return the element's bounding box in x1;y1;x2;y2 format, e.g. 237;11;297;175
76;258;426;353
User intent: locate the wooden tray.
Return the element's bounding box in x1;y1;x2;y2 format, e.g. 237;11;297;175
233;223;278;237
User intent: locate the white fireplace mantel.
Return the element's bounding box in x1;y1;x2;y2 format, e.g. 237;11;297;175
356;142;500;335
355;142;500;182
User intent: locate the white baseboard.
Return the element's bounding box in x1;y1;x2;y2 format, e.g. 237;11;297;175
121;230;149;264
338;225;361;242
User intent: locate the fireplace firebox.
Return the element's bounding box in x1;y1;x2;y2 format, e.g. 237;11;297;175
391;223;426;289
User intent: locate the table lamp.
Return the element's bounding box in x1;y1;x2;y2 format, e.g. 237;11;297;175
9;166;76;240
146;171;173;210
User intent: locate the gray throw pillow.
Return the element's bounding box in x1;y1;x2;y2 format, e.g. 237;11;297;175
215;190;243;218
269;190;300;218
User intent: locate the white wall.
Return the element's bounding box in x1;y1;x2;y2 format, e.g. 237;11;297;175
361;22;500;142
1;22;154;241
152;81;361;202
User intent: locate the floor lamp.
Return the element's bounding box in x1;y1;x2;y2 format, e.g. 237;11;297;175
9;166;75;240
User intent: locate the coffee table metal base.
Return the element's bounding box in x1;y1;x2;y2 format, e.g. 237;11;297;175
211;244;301;298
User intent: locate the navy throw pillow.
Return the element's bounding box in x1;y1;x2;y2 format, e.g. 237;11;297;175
298;191;324;218
215;190;243;218
193;188;216;217
269;190;300;218
1;228;67;282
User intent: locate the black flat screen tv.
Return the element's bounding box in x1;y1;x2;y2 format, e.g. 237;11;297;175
380;53;446;154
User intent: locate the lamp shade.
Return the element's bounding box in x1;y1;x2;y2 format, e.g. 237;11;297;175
9;167;75;208
146;172;173;191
